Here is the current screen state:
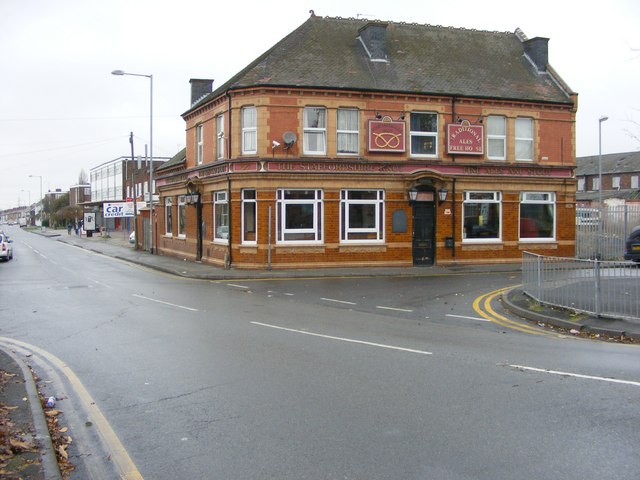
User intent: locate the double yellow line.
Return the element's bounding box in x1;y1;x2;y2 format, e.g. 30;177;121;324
472;285;559;337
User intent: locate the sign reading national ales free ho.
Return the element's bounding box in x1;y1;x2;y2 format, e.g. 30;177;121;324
446;121;484;155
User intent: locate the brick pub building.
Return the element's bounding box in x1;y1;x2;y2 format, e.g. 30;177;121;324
155;14;577;269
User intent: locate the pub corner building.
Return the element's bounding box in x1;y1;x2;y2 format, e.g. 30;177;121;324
154;13;577;270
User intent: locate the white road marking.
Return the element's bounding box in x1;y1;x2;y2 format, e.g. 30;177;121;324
132;294;198;312
251;321;432;355
321;297;357;305
226;283;249;289
508;364;640;387
88;277;114;289
376;305;414;313
446;314;490;322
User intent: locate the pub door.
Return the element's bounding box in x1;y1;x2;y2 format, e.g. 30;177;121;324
412;202;435;265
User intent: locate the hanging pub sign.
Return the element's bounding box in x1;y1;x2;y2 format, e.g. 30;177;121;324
368;118;406;153
447;120;484;155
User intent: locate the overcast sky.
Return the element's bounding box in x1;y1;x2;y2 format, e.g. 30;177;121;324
1;0;638;210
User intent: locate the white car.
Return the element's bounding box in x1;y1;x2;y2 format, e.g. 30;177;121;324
0;232;13;261
129;231;136;243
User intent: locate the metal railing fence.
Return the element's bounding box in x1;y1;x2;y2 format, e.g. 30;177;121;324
522;252;640;322
576;204;640;260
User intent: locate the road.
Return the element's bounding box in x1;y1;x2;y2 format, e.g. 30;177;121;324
1;226;639;479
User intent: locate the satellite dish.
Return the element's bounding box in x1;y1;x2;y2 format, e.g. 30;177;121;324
283;131;297;148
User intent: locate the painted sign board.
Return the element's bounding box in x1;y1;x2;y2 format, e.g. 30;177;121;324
368;119;406;152
446;122;484;155
103;202;135;218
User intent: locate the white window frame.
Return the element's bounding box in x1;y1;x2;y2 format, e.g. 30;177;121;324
487;116;506;160
216;114;225;160
519;192;556;242
177;195;186;238
612;176;621;189
340;190;385;243
241;189;257;245
241;106;257;155
303;107;327;155
577;178;585;192
409;112;438;158
592;177;600;191
196;124;204;165
631;175;639;189
515;117;534;161
462;191;502;243
337;108;359;155
276;189;323;244
165;197;173;236
213;191;229;243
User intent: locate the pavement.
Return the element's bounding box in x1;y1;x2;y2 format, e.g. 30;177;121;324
2;227;639;479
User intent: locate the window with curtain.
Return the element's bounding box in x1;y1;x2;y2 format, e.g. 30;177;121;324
196;124;204;165
303;107;326;155
216;115;225;160
241;106;257;155
515;117;534;161
337;108;359;155
519;192;555;240
487;116;506;160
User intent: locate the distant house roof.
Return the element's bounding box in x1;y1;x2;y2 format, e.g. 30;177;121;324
156;148;186;173
186;15;575;115
576;151;640;176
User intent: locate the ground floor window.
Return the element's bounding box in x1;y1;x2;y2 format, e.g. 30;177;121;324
519;192;555;240
340;190;384;242
242;189;257;244
462;191;501;241
276;189;323;243
214;191;229;241
165;197;173;235
177;195;186;237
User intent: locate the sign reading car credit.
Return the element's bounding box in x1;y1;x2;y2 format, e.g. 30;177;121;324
103;202;135;218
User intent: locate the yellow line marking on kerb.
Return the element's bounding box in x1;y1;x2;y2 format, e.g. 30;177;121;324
0;337;144;480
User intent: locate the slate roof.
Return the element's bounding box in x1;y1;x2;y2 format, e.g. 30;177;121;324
156;147;186;173
187;15;574;114
577;151;640;176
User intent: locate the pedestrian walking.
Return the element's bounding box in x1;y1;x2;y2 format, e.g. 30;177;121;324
67;223;72;235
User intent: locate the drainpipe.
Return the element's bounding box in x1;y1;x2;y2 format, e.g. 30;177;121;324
452;178;456;258
225;90;233;269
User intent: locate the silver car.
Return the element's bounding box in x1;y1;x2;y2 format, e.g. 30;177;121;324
0;232;13;261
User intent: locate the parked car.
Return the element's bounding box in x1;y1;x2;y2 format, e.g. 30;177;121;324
0;232;13;261
623;226;640;263
129;231;135;244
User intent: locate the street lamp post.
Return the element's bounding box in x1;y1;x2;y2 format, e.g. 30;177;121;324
111;69;154;254
597;115;608;260
28;175;43;230
21;190;31;225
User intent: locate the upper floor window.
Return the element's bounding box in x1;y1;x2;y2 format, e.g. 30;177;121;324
241;106;257;155
577;178;585;191
303;107;327;155
337;108;359;155
487;116;506;160
410;112;438;157
515;117;534;161
196;124;204;165
632;175;639;189
592;177;600;191
216;115;225;160
612;176;621;189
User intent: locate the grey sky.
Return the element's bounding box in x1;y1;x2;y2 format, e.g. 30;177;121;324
1;0;638;210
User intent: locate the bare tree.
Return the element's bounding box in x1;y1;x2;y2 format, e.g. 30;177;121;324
78;168;88;185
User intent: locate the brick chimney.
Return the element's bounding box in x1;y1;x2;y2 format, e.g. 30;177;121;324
357;22;388;62
523;37;549;72
189;79;214;106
